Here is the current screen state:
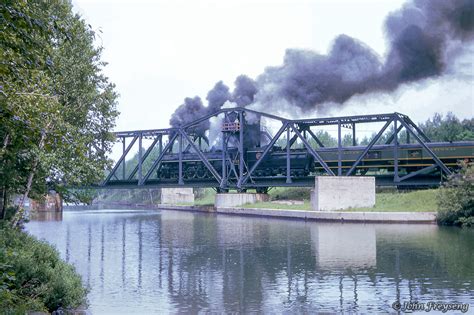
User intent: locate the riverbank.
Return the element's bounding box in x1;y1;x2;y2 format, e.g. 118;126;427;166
68;189;440;223
158;204;437;223
92;187;439;212
0;223;87;314
241;189;439;212
67;203;437;223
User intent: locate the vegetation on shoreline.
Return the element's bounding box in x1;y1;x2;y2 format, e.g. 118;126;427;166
94;173;471;218
1;1;115;312
0;223;87;313
437;163;474;227
240;189;438;212
1;0;118;225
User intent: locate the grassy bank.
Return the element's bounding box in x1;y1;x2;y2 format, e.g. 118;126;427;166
0;223;87;313
240;189;438;212
348;189;438;212
96;187;439;212
192;187;438;212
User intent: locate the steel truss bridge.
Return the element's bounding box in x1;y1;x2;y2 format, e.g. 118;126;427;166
101;108;473;190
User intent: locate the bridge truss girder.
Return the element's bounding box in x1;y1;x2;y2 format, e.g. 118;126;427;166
101;108;453;189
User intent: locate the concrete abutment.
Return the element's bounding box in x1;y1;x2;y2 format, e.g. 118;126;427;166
311;176;375;211
160;188;194;205
215;193;269;208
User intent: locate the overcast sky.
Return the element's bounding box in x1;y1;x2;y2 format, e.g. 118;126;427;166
72;0;473;134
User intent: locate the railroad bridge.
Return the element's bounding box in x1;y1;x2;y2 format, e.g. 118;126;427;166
101;108;473;190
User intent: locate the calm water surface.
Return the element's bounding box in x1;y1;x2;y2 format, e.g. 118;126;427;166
26;210;474;314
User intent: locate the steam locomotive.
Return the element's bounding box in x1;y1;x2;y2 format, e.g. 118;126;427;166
154;116;474;187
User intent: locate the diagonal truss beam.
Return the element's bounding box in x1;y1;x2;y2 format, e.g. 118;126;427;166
102;135;138;185
385;125;404;144
346;119;393;176
139;133;178;185
286;125;324;149
287;133;299;149
227;156;239;180
180;130;222;184
400;114;431;142
182;107;286;130
290;124;335;175
398;164;437;182
398;118;451;175
128;135;161;180
241;122;288;186
102;110;455;188
305;127;325;148
183;135;209;153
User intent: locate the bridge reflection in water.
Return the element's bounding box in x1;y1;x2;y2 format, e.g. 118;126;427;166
26;210;473;313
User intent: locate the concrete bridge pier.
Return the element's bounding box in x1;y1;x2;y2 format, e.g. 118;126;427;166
310;176;375;211
160;188;194;205
215;193;269;208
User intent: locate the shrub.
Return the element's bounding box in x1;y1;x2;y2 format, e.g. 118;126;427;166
0;224;87;313
437;163;474;227
269;187;312;201
2;207;18;222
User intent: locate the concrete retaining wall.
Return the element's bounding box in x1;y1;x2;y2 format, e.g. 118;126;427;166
64;204;436;223
215;193;269;208
214;207;436;223
161;188;194;205
312;176;375;211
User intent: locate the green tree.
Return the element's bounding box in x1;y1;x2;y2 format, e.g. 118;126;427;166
437;162;474;227
311;130;337;147
1;0;118;223
419;112;473;142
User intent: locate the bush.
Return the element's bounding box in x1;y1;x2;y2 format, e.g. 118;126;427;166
0;224;87;313
2;207;19;222
269;187;312;201
437;163;474;227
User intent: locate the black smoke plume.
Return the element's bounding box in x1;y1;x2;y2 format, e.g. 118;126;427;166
257;0;474;112
206;81;231;113
170;0;474;130
170;77;258;133
169;96;209;135
232;75;258;106
169;81;232;135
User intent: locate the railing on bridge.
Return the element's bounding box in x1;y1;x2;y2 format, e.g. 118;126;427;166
101;108;472;190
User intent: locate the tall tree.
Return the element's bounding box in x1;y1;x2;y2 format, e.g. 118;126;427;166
1;0;118;223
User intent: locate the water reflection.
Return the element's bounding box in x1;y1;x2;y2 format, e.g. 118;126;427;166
26;210;474;314
311;224;377;269
29;211;63;221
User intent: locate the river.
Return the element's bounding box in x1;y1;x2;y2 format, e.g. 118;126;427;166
26;209;474;314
